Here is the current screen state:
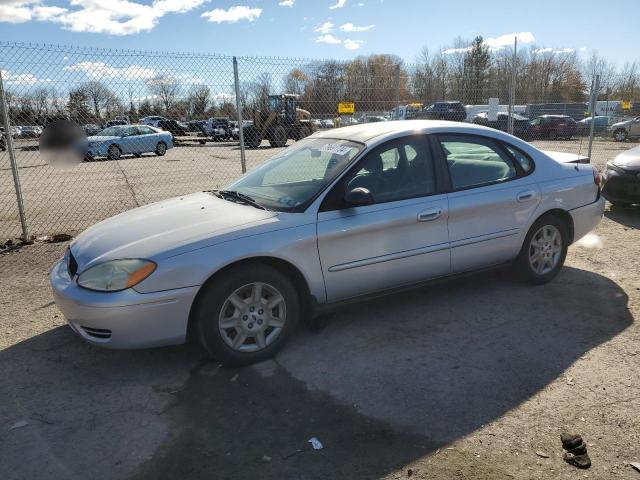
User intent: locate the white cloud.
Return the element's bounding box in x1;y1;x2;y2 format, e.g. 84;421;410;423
532;47;575;56
442;46;470;55
315;33;341;44
0;0;38;23
278;0;294;6
201;5;261;23
340;22;374;32
1;69;51;85
314;20;333;34
64;61;156;79
484;31;535;49
343;38;363;50
443;31;537;55
531;47;553;55
154;0;209;14
0;0;209;34
329;0;346;9
356;2;364;5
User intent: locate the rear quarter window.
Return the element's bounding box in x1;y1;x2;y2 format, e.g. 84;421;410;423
503;143;534;174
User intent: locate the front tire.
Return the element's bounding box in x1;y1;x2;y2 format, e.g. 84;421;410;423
614;129;628;142
243;126;262;148
107;144;121;160
195;263;300;366
269;126;288;148
155;141;167;156
515;214;569;285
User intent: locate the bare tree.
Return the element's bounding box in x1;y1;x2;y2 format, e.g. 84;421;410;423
285;69;308;96
147;75;181;114
82;81;113;120
187;84;211;119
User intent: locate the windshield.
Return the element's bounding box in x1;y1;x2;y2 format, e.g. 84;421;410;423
97;126;125;136
226;138;363;211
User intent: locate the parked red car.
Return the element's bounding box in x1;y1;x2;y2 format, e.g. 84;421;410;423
528;115;577;140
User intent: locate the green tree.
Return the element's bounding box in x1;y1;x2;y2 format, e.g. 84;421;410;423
463;36;491;104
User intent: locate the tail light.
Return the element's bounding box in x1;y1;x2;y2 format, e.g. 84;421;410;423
592;166;601;187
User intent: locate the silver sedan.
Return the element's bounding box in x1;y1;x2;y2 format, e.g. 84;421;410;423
50;120;604;365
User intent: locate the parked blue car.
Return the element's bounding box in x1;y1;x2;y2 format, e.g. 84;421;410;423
86;125;173;160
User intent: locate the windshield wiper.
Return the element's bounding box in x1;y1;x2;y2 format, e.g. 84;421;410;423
214;190;267;210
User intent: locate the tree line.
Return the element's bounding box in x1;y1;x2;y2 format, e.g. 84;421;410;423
2;35;639;125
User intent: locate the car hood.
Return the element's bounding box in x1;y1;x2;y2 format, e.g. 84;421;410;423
87;135;119;143
610;120;631;128
612;145;640;169
70;192;277;270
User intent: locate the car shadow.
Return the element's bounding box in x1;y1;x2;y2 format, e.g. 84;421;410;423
1;267;633;480
605;204;640;229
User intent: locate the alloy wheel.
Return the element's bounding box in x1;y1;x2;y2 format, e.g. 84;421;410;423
528;225;562;275
218;282;286;352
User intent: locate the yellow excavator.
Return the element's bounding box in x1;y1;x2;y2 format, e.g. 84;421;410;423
243;94;315;148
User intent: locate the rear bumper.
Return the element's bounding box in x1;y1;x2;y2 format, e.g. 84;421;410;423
50;258;198;349
569;195;605;243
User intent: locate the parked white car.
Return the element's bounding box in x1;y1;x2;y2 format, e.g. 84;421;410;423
50;120;604;365
139;116;166;127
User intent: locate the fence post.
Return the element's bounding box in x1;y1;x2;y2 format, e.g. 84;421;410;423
394;64;400;120
507;36;517;135
587;74;600;163
233;56;247;174
0;69;29;242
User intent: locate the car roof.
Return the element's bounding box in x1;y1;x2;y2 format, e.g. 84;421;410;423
310;119;504;144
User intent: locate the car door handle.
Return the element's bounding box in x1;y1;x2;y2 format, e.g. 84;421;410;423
417;208;442;222
516;190;536;202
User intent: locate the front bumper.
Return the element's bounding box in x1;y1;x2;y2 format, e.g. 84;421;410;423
569;195;605;243
601;169;640;204
86;143;108;158
50;258;199;349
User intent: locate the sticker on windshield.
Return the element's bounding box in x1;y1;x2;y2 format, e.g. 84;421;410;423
319;143;352;156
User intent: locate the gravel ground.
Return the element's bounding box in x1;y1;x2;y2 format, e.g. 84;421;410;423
1;135;635;239
1;201;639;479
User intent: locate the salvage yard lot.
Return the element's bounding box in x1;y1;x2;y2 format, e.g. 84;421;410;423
0;136;636;238
1;135;640;480
1;197;640;479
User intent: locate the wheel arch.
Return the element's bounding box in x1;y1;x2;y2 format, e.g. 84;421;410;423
186;256;312;340
531;208;575;244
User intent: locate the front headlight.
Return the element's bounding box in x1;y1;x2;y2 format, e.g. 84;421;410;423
606;162;625;174
77;259;156;292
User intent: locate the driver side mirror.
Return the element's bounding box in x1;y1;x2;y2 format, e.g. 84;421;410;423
344;187;374;207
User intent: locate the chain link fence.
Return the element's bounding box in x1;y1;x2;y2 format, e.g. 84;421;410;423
1;41;639;240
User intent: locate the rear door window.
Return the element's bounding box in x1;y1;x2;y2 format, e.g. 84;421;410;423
438;135;517;190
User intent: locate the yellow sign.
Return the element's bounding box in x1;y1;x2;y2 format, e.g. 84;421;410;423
622;100;631;110
338;102;355;114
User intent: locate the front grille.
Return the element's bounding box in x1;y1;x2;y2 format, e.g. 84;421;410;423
67;250;78;277
80;326;112;340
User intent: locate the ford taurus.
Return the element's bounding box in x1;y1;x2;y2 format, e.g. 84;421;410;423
50;121;604;365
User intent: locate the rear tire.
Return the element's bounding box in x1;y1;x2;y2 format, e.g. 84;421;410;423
195;263;300;366
514;214;569;285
